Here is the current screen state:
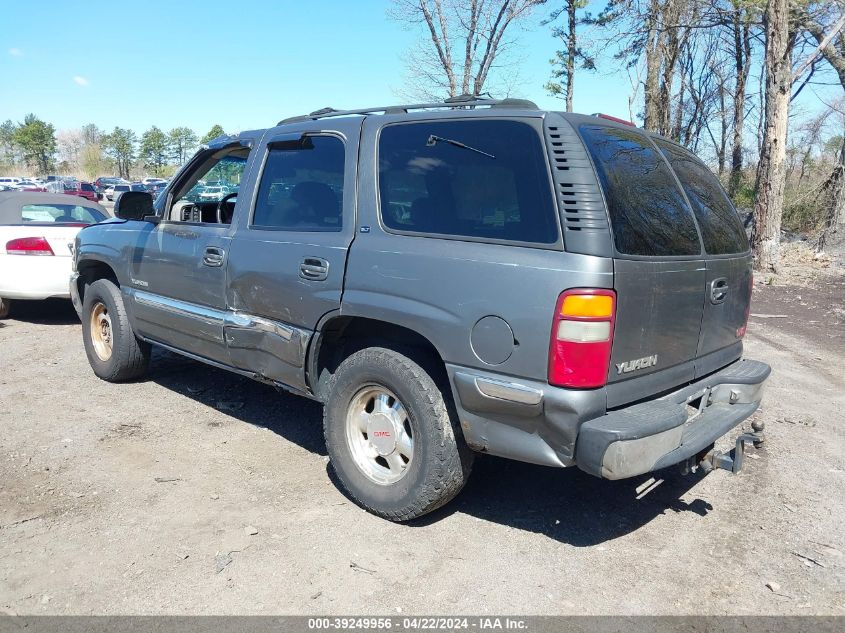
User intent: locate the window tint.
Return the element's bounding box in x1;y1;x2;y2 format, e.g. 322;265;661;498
655;140;748;255
81;183;94;191
579;125;701;256
20;204;104;224
252;135;344;231
378;120;558;244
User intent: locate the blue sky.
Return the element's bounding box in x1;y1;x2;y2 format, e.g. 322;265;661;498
0;0;836;137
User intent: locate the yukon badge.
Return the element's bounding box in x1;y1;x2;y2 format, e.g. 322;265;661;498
616;354;658;375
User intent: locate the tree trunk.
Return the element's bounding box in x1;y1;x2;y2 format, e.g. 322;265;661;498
565;0;576;112
643;0;662;132
818;135;845;251
728;5;751;198
751;0;791;272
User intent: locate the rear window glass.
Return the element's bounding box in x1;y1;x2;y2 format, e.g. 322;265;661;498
19;204;104;224
81;183;94;191
378;120;558;244
579;125;701;256
655;140;748;255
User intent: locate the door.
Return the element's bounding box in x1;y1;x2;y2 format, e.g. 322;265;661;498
653;139;753;377
127;141;257;364
577;124;707;406
224;120;361;391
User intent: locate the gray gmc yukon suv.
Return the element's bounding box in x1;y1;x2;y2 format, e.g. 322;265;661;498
71;97;770;521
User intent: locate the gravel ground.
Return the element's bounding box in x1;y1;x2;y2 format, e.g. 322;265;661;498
0;275;843;615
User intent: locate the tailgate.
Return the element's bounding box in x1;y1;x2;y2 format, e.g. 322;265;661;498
696;254;752;376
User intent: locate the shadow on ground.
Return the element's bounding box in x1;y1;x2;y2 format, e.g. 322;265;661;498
3;298;79;325
146;349;713;545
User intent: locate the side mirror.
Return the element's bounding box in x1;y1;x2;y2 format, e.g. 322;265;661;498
114;191;155;221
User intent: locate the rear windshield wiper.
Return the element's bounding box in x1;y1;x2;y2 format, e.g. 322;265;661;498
426;135;495;159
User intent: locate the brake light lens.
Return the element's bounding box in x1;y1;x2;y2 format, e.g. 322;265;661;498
736;273;753;338
549;288;616;388
6;237;55;255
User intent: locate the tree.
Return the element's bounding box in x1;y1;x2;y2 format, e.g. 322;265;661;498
751;0;794;272
80;144;108;180
139;126;170;176
200;125;226;144
81;123;102;146
0;120;18;167
168;127;198;164
12;114;57;175
544;0;594;112
102;127;137;180
57;129;85;169
799;5;845;249
727;0;754;198
390;0;543;98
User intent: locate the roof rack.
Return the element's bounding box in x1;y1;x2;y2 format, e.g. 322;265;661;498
277;95;538;125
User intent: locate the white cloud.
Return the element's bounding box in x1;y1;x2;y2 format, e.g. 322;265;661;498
73;75;90;87
9;48;23;57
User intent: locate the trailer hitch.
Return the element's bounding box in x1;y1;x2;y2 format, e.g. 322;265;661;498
699;419;765;474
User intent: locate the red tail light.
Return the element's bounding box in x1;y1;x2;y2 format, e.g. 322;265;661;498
548;288;616;388
736;273;753;338
6;237;55;255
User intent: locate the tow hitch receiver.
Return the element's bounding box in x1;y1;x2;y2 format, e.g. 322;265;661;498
681;420;765;475
698;420;765;474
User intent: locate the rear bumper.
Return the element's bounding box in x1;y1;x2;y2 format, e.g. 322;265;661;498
447;358;770;478
576;359;769;479
0;255;73;300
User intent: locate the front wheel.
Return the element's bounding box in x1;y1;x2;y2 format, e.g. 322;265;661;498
81;279;150;382
323;347;473;521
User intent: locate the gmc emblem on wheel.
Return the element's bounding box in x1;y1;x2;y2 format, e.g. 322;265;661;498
372;431;391;437
616;355;658;375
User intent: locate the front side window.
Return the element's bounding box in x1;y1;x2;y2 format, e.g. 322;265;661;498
378;120;558;244
579;125;701;256
19;204;105;224
252;135;345;231
655;139;748;255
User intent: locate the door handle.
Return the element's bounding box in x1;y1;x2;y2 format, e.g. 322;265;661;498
710;277;729;304
203;246;225;267
299;257;329;281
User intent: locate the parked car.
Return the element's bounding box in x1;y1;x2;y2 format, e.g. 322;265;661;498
63;181;100;202
105;184;130;201
70;98;769;521
0;177;23;189
17;180;47;192
0;191;108;318
197;185;229;201
94;177;126;193
141;177;167;186
146;181;169;198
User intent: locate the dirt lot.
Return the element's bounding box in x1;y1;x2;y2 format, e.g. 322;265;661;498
0;271;843;616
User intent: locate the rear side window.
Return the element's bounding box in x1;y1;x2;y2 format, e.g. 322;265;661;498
20;204;104;224
252;135;344;231
378;120;558;244
81;183;95;191
579;125;700;256
655;140;748;255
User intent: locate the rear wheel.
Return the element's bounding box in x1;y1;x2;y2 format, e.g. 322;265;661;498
323;347;473;521
81;279;150;381
0;298;9;319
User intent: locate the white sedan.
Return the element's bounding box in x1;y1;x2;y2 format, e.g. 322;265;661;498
0;191;109;318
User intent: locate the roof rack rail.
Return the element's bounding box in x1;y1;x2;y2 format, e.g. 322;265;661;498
277;96;538;125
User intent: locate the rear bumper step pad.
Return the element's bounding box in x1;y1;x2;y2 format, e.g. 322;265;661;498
576;359;770;479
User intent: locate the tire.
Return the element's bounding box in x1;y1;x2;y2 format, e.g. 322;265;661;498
81;279;150;382
323;347;473;521
0;298;10;319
